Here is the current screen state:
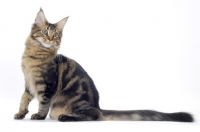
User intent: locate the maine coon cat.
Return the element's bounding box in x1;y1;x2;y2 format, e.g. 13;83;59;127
14;9;193;122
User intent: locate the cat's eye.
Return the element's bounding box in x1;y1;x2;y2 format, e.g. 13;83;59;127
42;29;48;35
54;33;58;38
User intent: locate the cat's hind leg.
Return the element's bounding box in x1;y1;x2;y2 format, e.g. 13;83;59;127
49;100;72;120
58;107;102;122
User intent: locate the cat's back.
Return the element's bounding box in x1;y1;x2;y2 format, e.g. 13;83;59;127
54;54;99;99
54;54;93;85
50;54;100;117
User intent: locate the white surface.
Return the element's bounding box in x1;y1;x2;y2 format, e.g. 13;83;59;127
0;0;200;131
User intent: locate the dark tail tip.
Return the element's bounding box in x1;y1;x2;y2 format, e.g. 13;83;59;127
168;112;194;122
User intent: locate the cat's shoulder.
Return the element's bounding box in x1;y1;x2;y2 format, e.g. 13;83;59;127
53;54;77;64
53;54;68;64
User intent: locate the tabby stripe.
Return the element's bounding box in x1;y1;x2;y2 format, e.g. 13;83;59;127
72;100;90;112
61;63;75;90
61;80;80;97
63;76;79;91
29;56;38;59
32;68;43;72
30;64;43;68
62;72;77;90
41;101;50;105
38;91;52;105
38;91;45;95
70;83;90;108
81;82;89;92
54;54;68;64
72;83;90;105
35;53;50;56
35;80;45;85
38;88;55;95
35;30;41;32
60;68;69;90
25;88;31;94
74;93;90;103
43;93;52;99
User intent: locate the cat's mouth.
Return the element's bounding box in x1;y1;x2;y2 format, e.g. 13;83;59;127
41;42;52;48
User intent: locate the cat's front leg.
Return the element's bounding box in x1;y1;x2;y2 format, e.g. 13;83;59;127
14;90;33;119
31;102;50;120
31;88;51;120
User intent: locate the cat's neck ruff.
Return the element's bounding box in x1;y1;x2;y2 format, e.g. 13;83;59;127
23;36;58;61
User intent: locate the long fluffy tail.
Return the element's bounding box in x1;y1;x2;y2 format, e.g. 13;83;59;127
101;110;193;122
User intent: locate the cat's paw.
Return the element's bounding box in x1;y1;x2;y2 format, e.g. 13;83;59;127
58;114;68;121
58;114;77;122
31;113;46;120
14;110;28;119
14;113;26;119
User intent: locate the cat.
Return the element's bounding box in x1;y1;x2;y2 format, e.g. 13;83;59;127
14;9;193;122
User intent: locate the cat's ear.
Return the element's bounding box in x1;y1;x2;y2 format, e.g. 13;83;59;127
35;9;47;26
56;17;68;31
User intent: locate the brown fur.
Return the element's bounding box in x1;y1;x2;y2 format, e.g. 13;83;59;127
14;9;193;122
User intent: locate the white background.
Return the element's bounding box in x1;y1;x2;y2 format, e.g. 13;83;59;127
0;0;199;131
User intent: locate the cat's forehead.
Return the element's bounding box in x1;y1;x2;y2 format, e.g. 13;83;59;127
46;23;56;30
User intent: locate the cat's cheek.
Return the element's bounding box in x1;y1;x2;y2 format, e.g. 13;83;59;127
36;37;45;43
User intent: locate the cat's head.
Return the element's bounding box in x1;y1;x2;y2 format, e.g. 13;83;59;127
31;9;68;49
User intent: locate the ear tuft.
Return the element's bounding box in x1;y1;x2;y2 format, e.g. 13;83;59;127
35;9;47;26
56;17;68;31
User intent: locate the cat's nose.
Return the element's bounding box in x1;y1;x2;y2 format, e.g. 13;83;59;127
48;39;53;43
48;38;53;41
47;35;53;41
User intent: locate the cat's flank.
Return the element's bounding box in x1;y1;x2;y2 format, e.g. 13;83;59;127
14;9;193;122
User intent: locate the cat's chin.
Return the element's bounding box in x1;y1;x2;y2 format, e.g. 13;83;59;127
41;42;52;48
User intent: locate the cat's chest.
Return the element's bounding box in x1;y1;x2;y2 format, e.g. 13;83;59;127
22;58;57;96
22;59;46;96
23;67;41;96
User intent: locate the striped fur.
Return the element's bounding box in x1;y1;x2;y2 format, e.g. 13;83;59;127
14;9;193;122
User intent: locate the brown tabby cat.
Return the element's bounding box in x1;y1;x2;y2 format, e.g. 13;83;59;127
14;9;193;122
